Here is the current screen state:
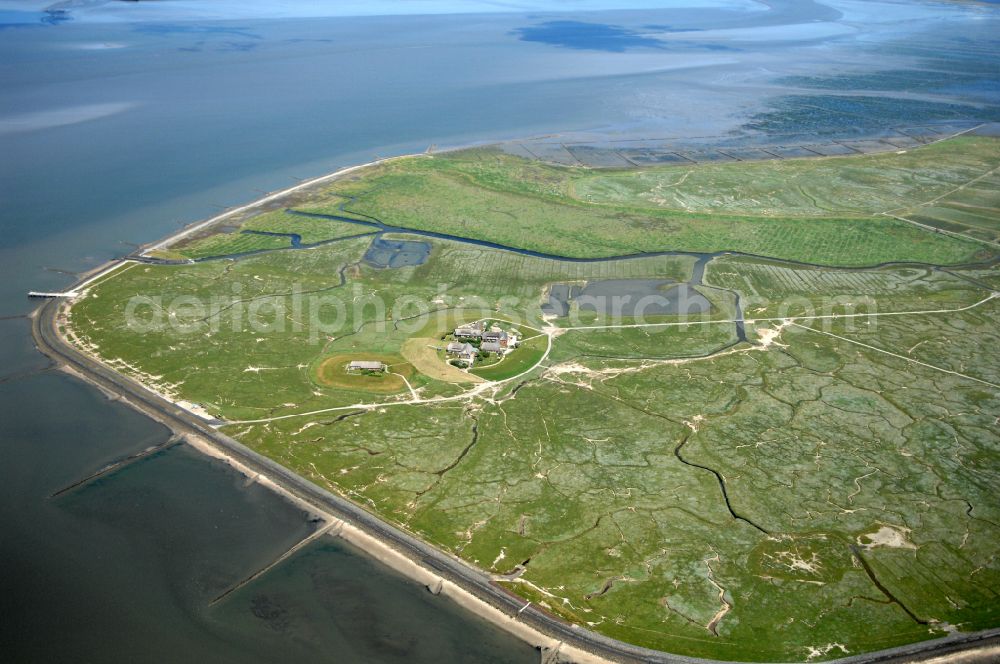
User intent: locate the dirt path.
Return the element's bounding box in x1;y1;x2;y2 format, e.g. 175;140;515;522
226;294;996;425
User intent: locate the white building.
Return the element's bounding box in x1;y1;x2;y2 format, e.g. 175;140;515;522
348;360;386;372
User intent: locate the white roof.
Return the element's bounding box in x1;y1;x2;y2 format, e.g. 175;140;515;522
349;360;384;370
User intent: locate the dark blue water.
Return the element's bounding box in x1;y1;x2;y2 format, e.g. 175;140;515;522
2;1;999;661
0;373;534;663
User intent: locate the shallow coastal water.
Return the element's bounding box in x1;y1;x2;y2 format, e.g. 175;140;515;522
1;1;999;660
0;372;537;663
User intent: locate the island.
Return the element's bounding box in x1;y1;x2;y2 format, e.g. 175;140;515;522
33;130;1000;663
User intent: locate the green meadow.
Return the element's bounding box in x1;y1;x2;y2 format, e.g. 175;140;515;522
69;138;1000;660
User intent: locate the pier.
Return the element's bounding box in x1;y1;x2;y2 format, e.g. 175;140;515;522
28;291;78;299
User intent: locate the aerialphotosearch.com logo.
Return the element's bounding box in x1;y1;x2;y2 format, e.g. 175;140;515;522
122;281;879;343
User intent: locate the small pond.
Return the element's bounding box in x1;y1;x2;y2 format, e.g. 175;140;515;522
363;237;431;268
544;279;712;317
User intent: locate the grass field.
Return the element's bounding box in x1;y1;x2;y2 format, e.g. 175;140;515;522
169;230;292;259
570;137;1000;217
550;321;739;362
891;165;1000;243
243;210;372;244
219;275;999;661
291;137;997;266
66;141;1000;661
156;136;997;265
168;210;372;259
704;257;988;320
314;353;414;394
469;334;547;380
401;337;483;384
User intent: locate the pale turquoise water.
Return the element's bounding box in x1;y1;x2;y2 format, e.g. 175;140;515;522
1;1;998;661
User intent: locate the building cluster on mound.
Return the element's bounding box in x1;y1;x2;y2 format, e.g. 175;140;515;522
445;321;519;368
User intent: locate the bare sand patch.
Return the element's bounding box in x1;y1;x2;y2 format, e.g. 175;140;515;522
858;524;917;550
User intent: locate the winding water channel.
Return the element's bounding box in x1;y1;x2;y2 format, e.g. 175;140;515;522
145;194;995;349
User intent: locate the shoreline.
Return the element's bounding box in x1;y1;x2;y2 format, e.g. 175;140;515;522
70;121;995;296
34;293;1000;664
179;434;608;664
140;151;429;256
32;295;629;662
33;142;1000;664
133;120;993;263
65;151;432;299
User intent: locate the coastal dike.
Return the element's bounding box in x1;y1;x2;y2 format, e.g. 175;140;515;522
31;152;1000;664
